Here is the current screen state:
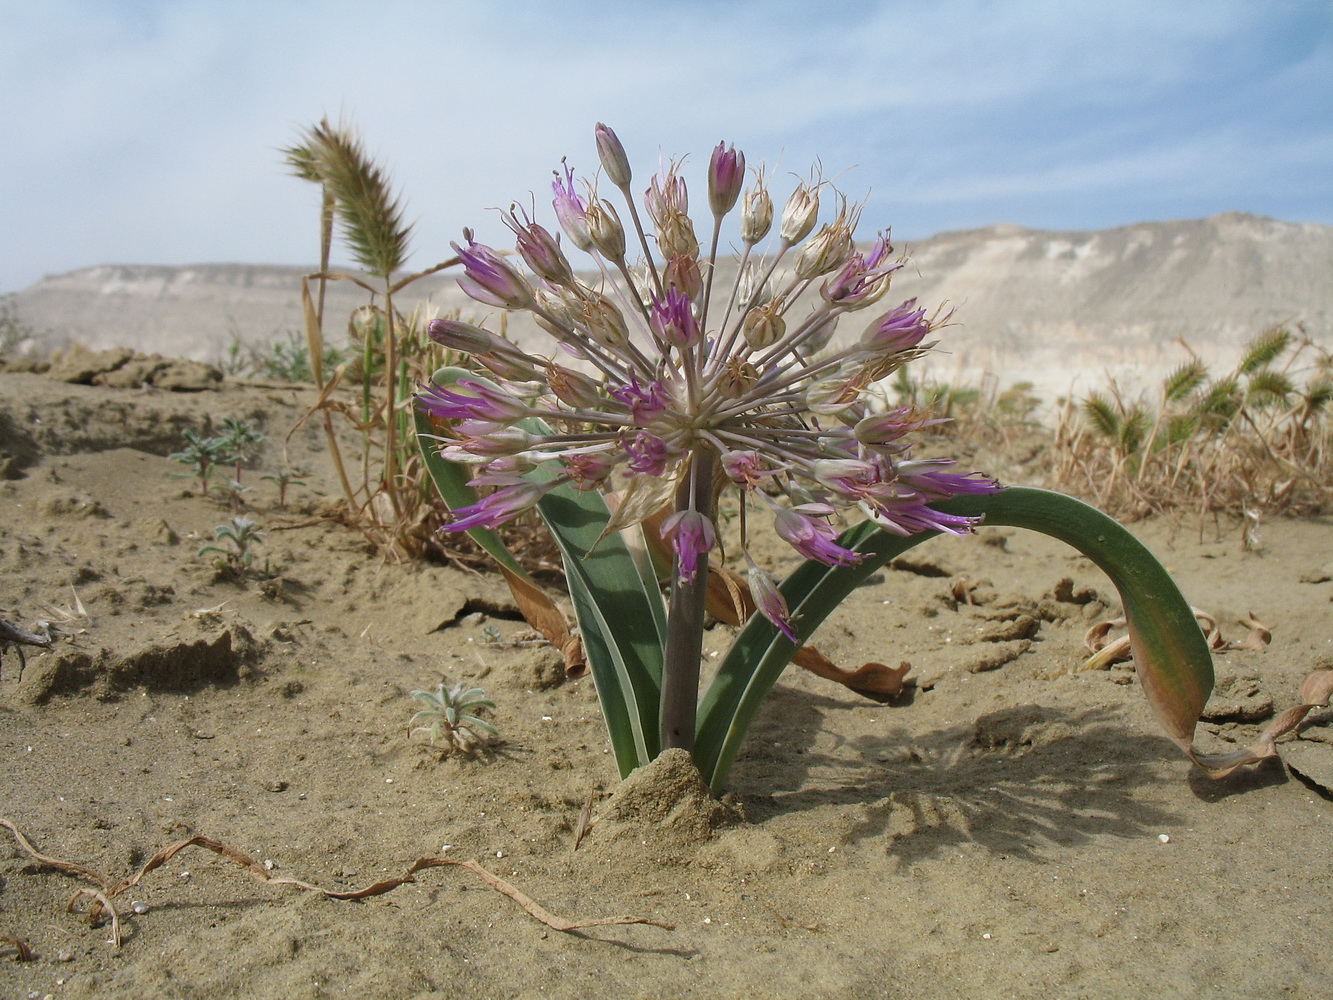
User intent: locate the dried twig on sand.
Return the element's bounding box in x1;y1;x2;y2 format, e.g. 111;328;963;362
0;817;672;949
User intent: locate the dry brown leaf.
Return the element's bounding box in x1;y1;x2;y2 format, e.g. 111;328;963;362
1082;635;1133;670
791;648;912;702
1086;607;1268;663
1190;668;1333;778
1192;607;1226;650
1083;617;1126;652
572;789;596;852
951;575;977;605
596;473;680;545
1228;614;1272;652
1;934;34;962
497;564;586;678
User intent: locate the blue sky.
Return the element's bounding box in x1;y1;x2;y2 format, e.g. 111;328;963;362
2;0;1330;292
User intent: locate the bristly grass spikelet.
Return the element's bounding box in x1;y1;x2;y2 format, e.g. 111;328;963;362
287;120;412;280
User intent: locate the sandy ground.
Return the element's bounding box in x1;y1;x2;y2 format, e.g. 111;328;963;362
1;369;1331;1000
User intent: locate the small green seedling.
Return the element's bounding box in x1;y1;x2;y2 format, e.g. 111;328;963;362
198;517;264;576
261;467;310;509
217;417;266;483
408;681;498;755
170;430;237;493
212;478;252;513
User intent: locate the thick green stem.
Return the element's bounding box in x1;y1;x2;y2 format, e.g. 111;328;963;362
659;450;716;753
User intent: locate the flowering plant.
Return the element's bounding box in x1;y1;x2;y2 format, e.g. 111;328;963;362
416;125;1236;794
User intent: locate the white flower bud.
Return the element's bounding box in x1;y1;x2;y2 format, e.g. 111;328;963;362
780;184;819;244
741;185;773;244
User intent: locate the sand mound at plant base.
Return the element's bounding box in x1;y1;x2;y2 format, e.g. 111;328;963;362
593;748;741;850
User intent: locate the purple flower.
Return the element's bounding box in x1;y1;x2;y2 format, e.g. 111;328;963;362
449;425;534;458
415;124;1000;644
660;509;717;583
708;141;745;217
861;299;931;352
594;123;632;187
427;318;493;353
820;235;902;306
624;431;671;475
746;559;797;642
416;378;529;423
853;408;939;449
441;479;554;533
648;287;701;348
810;459;893;501
608;376;668;425
896;459;1001;500
452;233;533;309
551;161;593;252
645;168;689;226
773;508;863;566
864;501;980;538
503;207;572;286
562;451;615;489
722;450;779;489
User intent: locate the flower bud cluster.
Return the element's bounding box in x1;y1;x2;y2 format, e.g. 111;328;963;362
421;124;998;640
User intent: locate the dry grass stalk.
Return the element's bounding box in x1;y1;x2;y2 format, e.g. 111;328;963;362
284;119;465;560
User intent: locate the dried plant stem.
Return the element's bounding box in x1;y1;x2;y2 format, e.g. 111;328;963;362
300;275;359;514
381;283;402;521
0;818;672;949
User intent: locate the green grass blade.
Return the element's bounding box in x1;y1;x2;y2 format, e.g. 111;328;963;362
696;486;1214;793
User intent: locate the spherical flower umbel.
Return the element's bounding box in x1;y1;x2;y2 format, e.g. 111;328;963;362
419;124;998;639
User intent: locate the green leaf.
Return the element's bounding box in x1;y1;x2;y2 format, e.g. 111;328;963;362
695;487;1215;794
531;475;668;776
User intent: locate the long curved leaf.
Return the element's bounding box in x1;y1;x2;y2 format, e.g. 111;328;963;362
695;487;1216;793
415;371;583;676
415;367;667;774
532;478;668;775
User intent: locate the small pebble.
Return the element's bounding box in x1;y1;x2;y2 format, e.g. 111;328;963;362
1158;834;1171;843
131;901;149;915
